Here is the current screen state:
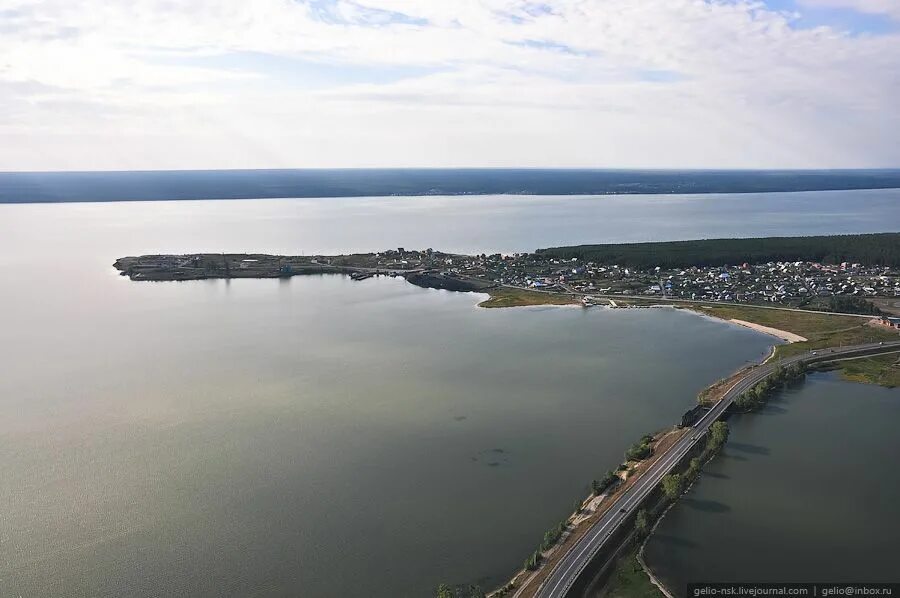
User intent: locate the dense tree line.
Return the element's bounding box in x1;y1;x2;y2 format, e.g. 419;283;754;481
537;233;900;269
661;421;731;504
825;295;883;315
706;421;730;454
661;473;685;500
734;363;808;411
684;457;702;485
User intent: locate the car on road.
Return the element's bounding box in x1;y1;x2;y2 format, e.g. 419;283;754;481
619;507;626;513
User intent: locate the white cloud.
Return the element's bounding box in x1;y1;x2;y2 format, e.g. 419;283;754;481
0;0;898;169
796;0;900;19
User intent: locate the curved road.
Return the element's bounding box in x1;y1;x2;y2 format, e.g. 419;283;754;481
535;340;900;598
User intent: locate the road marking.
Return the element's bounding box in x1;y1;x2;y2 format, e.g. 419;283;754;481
537;342;900;598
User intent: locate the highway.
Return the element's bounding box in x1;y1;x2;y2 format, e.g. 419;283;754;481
534;340;900;598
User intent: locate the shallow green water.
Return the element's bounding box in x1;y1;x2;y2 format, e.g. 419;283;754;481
644;373;900;596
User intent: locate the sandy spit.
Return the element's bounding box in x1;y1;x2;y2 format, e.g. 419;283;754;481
729;319;808;343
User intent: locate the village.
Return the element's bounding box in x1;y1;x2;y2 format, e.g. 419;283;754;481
363;248;900;313
114;246;900;318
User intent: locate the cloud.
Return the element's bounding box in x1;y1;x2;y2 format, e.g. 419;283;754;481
796;0;900;19
0;0;898;169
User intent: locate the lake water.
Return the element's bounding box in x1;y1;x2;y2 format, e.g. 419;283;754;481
644;372;900;596
0;190;895;597
1;188;898;259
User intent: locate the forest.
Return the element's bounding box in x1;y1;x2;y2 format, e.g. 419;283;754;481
536;233;900;269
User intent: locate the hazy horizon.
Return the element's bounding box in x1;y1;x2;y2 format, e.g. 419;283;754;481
4;168;900;203
3;1;900;171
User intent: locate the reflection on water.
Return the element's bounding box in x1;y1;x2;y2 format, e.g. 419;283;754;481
0;269;774;597
1;193;882;596
645;374;900;596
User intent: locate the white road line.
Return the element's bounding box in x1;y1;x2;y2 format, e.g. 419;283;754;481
537;342;900;598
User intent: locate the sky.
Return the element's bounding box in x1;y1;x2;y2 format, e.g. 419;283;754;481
1;0;899;171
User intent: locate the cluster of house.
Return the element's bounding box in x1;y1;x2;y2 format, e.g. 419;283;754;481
632;261;899;303
363;250;900;308
876;316;900;329
489;257;899;304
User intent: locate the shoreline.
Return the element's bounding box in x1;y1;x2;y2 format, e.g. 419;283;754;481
726;318;808;343
489;428;692;598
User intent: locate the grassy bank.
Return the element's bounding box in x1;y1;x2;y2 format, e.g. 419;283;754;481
691;303;900;383
823;354;900;388
690;304;862;339
603;548;664;598
689;304;897;357
478;287;579;308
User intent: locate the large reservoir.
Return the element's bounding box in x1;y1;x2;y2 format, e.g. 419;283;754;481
1;190;895;596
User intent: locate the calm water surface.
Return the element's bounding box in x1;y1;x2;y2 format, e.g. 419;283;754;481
644;373;900;596
0;191;892;596
1;188;898;259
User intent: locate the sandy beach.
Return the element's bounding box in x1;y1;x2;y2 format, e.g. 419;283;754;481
729;319;808;343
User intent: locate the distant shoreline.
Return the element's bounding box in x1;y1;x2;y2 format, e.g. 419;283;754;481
4;168;900;203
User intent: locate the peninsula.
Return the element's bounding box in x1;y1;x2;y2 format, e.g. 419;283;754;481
114;233;900;386
114;233;900;317
115;233;900;377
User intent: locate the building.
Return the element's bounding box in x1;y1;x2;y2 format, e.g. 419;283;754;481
875;316;900;329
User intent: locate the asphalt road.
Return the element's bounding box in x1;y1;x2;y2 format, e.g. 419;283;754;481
534;340;900;598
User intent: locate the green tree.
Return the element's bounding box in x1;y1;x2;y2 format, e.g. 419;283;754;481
773;365;785;381
540;521;567;551
625;436;654;462
436;584;453;598
709;421;729;447
634;508;650;539
592;470;619;495
685;457;702;482
662;473;684;500
466;585;486;598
